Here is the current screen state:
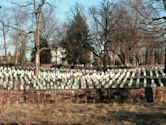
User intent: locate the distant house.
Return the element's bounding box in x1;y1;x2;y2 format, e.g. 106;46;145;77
51;44;97;66
0;53;15;64
51;45;66;65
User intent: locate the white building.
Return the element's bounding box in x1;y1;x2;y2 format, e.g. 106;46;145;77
51;45;95;66
51;46;66;65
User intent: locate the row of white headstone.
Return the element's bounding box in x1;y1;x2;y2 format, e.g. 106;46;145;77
0;66;165;90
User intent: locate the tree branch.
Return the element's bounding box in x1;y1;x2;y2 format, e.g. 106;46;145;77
39;47;51;53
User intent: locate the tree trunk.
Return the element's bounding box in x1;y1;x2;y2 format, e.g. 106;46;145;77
35;47;40;76
34;17;40;77
135;55;140;66
14;48;18;65
103;54;108;72
120;53;127;67
124;56;127;67
103;42;108;72
33;0;45;77
20;40;26;65
145;49;148;65
2;22;8;63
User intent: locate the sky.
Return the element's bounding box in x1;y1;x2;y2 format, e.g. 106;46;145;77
1;0;101;22
54;0;101;21
0;0;101;57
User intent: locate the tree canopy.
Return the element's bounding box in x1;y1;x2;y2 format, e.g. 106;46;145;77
61;8;91;65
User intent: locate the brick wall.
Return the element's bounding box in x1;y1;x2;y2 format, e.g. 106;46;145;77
153;88;166;101
0;88;165;104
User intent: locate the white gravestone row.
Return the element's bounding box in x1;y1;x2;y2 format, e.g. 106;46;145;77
0;66;165;90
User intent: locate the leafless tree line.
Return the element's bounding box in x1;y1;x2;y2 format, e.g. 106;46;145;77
89;0;165;69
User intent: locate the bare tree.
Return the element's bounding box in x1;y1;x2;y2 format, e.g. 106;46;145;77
127;0;165;66
32;0;46;76
109;1;152;66
110;5;139;66
89;0;118;71
12;0;51;76
155;0;166;72
11;8;30;65
0;9;9;63
40;6;58;42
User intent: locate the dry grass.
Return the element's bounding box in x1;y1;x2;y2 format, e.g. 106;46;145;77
0;102;166;125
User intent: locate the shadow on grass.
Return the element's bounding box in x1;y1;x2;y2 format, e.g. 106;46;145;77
108;111;166;125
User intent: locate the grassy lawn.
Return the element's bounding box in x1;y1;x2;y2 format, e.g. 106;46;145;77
0;102;166;125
